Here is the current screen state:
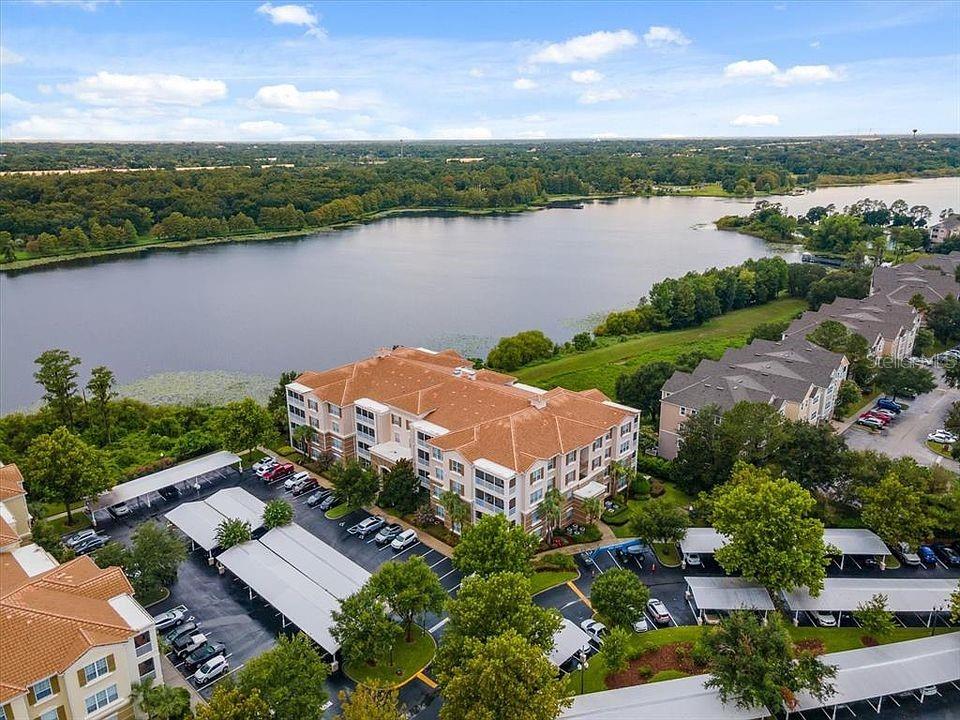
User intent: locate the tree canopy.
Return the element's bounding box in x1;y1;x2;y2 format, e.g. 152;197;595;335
452;513;539;577
236;634;330;719
589;569;651;628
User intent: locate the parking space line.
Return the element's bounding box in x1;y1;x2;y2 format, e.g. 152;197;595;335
565;581;592;610
606;550;622;570
392;542;421;559
437;569;456;581
429;557;447;569
195;663;244;692
643;611;659;630
428;617;449;633
449;583;460;594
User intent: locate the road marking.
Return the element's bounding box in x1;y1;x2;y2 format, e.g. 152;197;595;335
560;600;582;610
195;663;244;692
607;549;622;570
416;671;438;689
566;581;592;610
429;557;447;569
419;549;436;562
437;569;456;581
429;617;449;633
392;542;421;559
449;583;461;594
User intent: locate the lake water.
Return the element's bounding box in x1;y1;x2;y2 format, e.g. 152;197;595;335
2;177;957;413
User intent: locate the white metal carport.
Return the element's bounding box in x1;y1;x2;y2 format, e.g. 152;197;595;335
550;619;592;667
259;524;369;601
164;487;265;556
685;576;774;624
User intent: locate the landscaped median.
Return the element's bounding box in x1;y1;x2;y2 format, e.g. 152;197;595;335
343;625;437;688
325;503;355;520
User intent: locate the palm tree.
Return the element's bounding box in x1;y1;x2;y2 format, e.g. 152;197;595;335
292;423;316;457
440;490;471;532
582;496;603;525
608;460;637;499
540;487;563;543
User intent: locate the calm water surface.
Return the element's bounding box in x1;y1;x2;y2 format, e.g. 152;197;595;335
2;177;957;412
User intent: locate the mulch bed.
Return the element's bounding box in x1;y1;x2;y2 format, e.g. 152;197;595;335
861;636;879;647
793;639;827;655
606;643;704;689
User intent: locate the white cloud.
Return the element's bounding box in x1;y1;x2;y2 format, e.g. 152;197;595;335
31;0;114;10
570;69;603;84
642;26;691;47
256;3;324;37
238;120;288;135
659;133;687;139
731;113;781;127
522;114;546;123
724;59;779;78
37;84;53;95
435;126;493;140
724;59;841;85
0;93;34;112
0;46;24;65
810;40;821;48
59;72;227;107
512;77;537;90
252;83;366;112
530;30;637;64
469;67;485;78
578;88;624;104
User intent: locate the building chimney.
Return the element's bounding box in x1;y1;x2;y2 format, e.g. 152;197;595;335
530;395;547;410
376;347;391;358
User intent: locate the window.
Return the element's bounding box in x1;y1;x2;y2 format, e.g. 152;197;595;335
547;457;556;470
356;423;375;439
85;685;119;715
358;440;371;454
288;404;305;419
432;447;442;461
451;480;464;496
32;678;54;703
327;403;341;418
391;413;402;426
138;657;156;681
307;399;318;411
620;422;631;436
39;710;59;720
449;459;464;475
418;448;431;465
435;505;445;519
620;441;630;454
565;451;577;464
529;467;543;483
309;417;320;429
604;448;612;458
357;406;375;422
530;488;543;504
565;469;576;484
592;438;602;451
605;429;613;440
435;468;444;481
332;437;343;451
416;431;431;448
286;389;304;402
679;406;687;416
591;457;601;470
82;657;110;684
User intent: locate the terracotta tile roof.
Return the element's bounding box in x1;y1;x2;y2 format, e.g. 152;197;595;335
0;515;17;547
0;465;25;501
0;555;136;702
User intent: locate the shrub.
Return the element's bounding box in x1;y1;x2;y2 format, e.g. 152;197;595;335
650;479;665;497
632;473;651;497
535;552;576;571
569;523;602;543
635;665;654;681
277;445;296;457
636;454;672;478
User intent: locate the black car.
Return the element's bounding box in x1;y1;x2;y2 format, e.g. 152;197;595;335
74;534;110;555
184;641;226;672
932;543;960;567
374;523;403;546
158;485;181;501
319;493;341;511
306;488;332;507
165;620;199;644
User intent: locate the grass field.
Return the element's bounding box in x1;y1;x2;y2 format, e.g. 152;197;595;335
529;570;578;595
325;504;354;520
343;625;436;687
514;299;808;398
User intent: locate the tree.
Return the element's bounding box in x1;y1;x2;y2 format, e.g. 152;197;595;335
486;330;555;371
747;320;789;343
913;328;935;357
601;627;631;674
438;630;571;720
378;459;424;514
336;686;405;720
237;634;329;718
330;460;380;509
30;518;74;562
629;497;689;546
86;365;117;444
369;555;446;641
614;361;675;419
292;423;316;455
538;486;564;542
94;541;130;572
926;296;960;344
872;365;935;401
127;521;188;600
590;568;650;628
452;513;538;577
700;611;835;712
24;426;113;523
331;586;401;667
268;369;300;434
33;349;81;427
712;463;829;597
215;518;252;549
196;684;271;720
571;332;594;352
582;496;603;524
262;498;294;529
131;677;191;720
215;398;273;456
775;421;848;491
440;489;472;530
860;472;928;548
853;593;895;641
950;581;960;625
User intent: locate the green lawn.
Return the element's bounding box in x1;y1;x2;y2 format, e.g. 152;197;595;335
325;504;354;520
529;570;578;595
608;482;695;542
515;299;807;397
48;513;92;536
652;542;681;566
926;440;953;459
786;626;933;653
650;669;688;683
343;625;436;687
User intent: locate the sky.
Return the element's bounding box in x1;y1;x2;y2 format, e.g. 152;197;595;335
0;0;958;142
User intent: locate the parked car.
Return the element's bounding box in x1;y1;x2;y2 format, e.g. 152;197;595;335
932;543;960;567
348;515;386;539
108;502;131;519
174;632;208;656
193;654;229;684
633;616;649;633
917;545;938;566
184;641;226;672
374;523;403;546
682;552;702;567
165;621;199;644
861;411;890;424
895;541;922;566
152;608;186;632
857;416;885;430
580;619;608;643
814;611;837;627
284;471;310;491
319;493;341;511
625;544;645;568
871;408;897;420
253;457;278;474
74;534;110;555
158;485;181;501
647;598;671;625
390;528;418;551
927;429;958;444
306;488;333;507
291;476;318;495
263;462;294;482
63;528;99;548
876;398;903;412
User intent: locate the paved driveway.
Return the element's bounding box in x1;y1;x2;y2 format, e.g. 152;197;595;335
843;383;960;471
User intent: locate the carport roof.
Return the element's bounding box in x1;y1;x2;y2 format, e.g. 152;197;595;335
259;524;369;601
686;576;774;611
679;527;889;557
561;674;764;719
791;633;960;712
679;527;726;555
90;451;240;511
549;619;591;666
164;488;265;552
782;578;957;613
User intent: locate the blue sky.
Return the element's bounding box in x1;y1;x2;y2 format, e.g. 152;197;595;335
1;0;957;141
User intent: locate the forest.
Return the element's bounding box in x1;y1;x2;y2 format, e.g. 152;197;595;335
1;136;957;263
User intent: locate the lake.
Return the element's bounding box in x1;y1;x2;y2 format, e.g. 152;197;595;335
2;176;958;413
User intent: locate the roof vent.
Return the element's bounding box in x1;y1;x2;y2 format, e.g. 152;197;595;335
454;366;477;380
375;347;392;358
530;395;547;410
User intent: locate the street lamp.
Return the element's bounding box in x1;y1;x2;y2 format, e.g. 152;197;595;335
931;605;944;636
576;648;589;695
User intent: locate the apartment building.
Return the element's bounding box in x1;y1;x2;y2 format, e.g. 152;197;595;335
929;213;960;245
0;468;163;720
782;297;920;361
286;347;641;535
658;339;848;460
871;260;960;306
1;464;32;550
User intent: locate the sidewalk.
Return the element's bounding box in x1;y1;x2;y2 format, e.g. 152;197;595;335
160;654;204;708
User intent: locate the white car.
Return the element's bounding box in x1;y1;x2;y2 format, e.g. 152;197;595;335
896;541;922;567
193;654;229;684
390;528;418;551
580;619;608;643
647;598;671;625
254;457;278;475
284;471;309;491
814;611;837;627
927;430;958;444
683;552;702;567
633;616;649;633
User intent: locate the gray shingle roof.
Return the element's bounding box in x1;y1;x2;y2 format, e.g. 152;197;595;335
871;262;960;305
784;297;916;346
